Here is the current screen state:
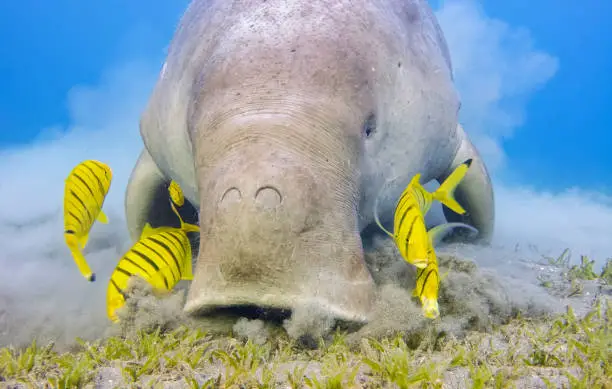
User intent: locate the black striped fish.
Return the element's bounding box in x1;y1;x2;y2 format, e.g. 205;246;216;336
373;159;474;319
106;180;200;322
63;159;113;282
374;159;473;269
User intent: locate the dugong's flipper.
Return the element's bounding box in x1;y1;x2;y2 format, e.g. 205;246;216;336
437;124;495;244
125;148;168;243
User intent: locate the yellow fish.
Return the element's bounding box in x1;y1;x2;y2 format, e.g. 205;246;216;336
106;180;199;322
63;159;113;282
373;159;475;319
374;158;473;269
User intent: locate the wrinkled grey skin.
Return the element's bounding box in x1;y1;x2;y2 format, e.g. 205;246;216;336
125;0;495;326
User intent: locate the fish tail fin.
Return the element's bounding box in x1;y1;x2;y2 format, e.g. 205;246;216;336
170;201;200;234
65;234;95;282
432;159;472;215
97;209;109;224
373;178;396;238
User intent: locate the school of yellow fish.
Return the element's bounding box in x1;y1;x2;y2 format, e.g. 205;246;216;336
63;160;200;322
63;157;474;322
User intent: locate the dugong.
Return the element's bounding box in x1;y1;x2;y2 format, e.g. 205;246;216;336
125;0;495;326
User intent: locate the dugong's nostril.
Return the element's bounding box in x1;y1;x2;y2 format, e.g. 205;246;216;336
255;186;282;209
221;187;242;204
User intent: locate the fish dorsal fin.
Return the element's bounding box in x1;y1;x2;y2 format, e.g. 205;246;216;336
409;174;430;211
373;173;423;239
96;209;108;224
140;223;159;240
140;223;176;239
428;222;479;247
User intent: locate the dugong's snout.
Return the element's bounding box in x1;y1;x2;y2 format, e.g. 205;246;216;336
184;134;376;327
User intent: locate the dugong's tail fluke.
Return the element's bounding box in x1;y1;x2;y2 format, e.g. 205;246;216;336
125;148;170;243
437;124;495;244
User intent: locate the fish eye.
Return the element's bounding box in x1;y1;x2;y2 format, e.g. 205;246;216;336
363;113;377;138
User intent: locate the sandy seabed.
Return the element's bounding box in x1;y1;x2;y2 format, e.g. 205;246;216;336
0;227;610;388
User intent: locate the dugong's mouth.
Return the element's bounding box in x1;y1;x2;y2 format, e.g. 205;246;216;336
187;303;368;343
171;185;374;337
188;304;292;328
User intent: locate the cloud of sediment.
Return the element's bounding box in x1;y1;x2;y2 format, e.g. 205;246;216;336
0;60;160;348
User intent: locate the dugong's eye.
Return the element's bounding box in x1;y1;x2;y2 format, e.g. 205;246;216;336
363;113;377;138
